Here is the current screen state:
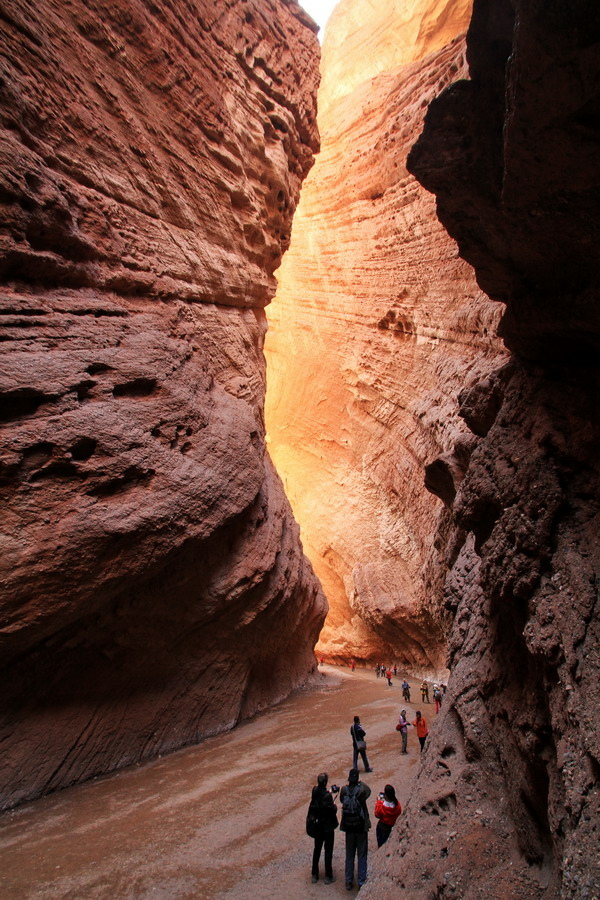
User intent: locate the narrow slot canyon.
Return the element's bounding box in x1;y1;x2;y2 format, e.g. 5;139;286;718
265;0;504;674
0;1;599;899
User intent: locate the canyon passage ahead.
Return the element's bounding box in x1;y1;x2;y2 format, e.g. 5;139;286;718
1;1;599;899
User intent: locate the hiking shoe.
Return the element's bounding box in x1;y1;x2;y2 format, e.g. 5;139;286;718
311;875;318;883
324;875;336;884
346;884;353;891
365;767;374;772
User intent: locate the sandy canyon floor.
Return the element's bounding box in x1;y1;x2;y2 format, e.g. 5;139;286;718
0;666;431;898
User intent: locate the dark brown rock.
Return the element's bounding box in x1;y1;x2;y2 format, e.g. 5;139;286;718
424;434;477;507
363;2;600;898
408;0;600;365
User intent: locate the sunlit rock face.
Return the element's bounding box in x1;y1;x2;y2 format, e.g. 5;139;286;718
265;0;505;668
0;0;324;809
362;2;600;898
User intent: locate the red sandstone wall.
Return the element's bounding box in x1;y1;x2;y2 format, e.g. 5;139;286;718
265;0;505;669
0;0;324;809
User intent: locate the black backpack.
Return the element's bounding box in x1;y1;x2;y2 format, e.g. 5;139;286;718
341;785;365;833
306;801;321;838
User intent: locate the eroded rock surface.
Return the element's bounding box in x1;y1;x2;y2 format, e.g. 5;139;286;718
362;2;600;898
0;0;324;809
265;0;505;669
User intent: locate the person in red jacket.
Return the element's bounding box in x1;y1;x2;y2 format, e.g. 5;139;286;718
413;710;429;751
374;784;402;847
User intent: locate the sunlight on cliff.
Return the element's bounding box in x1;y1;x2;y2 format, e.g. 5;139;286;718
263;0;499;670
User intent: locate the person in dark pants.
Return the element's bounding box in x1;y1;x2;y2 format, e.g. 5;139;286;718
398;709;410;753
374;784;402;847
309;773;338;884
350;715;373;772
413;710;429;751
340;768;371;890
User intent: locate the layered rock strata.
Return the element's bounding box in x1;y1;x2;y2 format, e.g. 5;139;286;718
362;2;600;898
265;0;505;668
0;0;324;809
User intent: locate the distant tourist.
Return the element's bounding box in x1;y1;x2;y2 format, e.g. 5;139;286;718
413;710;428;751
340;768;372;889
401;679;410;702
393;665;398;676
350;658;356;672
350;715;373;773
375;664;380;678
306;772;339;884
420;681;430;703
433;684;443;714
385;668;393;687
374;784;402;847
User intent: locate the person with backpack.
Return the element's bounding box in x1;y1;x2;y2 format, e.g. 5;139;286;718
374;784;402;847
350;715;373;773
340;768;371;890
306;772;339;884
433;684;443;714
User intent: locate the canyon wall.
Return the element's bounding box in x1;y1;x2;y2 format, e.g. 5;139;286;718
265;0;505;669
362;1;600;898
0;0;324;809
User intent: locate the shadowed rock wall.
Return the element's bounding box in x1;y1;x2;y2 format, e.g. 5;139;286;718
0;0;324;809
265;0;505;668
362;2;600;898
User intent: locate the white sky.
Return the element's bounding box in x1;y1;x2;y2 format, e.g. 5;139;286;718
299;0;338;31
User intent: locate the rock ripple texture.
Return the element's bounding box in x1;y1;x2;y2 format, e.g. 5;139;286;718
0;0;325;809
361;2;600;899
266;0;505;668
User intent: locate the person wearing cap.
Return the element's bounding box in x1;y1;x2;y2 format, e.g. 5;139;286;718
397;709;410;754
339;768;372;890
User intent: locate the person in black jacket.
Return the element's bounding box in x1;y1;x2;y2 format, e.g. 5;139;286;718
309;772;338;884
340;768;372;889
350;715;373;772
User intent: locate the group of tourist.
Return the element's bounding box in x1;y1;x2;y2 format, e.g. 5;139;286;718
397;708;429;753
306;709;429;888
307;662;448;886
418;680;446;713
306;768;401;889
374;662;398;680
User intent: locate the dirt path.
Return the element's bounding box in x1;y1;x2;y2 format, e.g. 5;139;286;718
0;666;431;898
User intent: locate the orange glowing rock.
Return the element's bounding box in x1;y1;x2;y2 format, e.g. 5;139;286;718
266;0;505;668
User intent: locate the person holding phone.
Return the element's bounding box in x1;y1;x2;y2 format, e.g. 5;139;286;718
374;784;402;847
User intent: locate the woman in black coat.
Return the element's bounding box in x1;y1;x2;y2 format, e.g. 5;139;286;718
307;772;339;884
